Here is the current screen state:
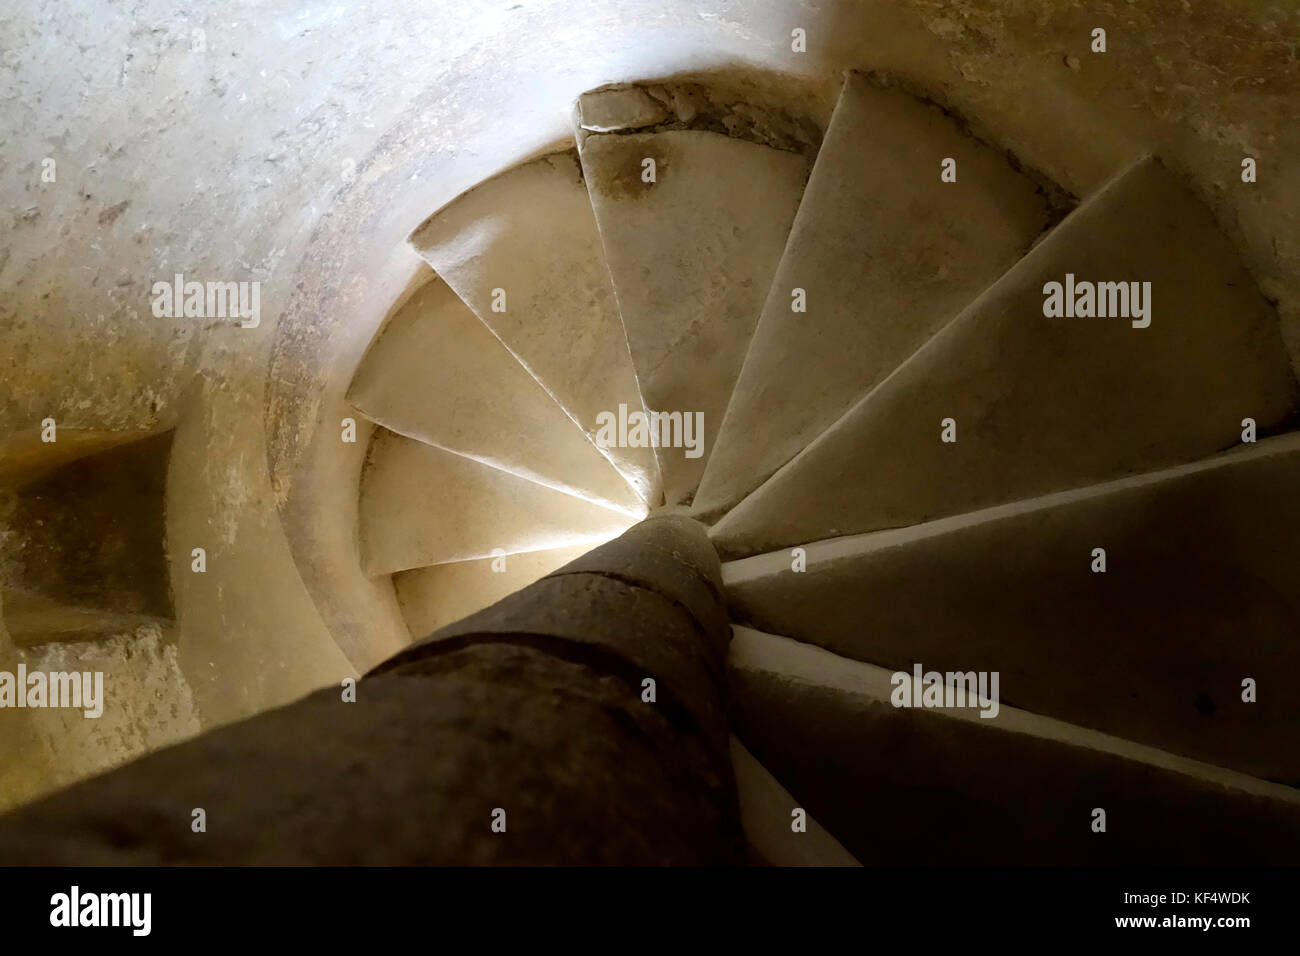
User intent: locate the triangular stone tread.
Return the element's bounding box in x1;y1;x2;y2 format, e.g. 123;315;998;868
712;156;1298;557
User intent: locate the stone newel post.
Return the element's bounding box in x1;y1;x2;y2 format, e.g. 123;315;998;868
0;515;741;865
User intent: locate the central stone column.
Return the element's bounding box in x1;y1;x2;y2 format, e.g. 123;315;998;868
0;514;741;865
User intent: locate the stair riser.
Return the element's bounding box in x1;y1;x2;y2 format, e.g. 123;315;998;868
711;156;1300;558
732;627;1300;866
725;438;1300;782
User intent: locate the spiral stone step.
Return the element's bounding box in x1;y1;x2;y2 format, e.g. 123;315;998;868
576;85;811;505
711;155;1299;558
393;541;598;640
694;73;1057;519
724;434;1300;783
347;274;644;517
730;736;860;867
730;626;1300;865
408;151;660;506
359;428;635;575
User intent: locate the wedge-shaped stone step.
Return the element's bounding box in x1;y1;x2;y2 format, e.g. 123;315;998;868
711;156;1298;557
409;151;659;506
730;737;860;867
725;434;1300;783
731;626;1300;865
578;121;808;505
393;541;599;639
694;74;1054;518
347;275;644;518
359;429;634;575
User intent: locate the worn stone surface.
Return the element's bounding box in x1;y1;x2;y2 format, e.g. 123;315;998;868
0;623;201;814
0;432;174;642
725;435;1300;784
392;574;730;755
0;644;740;865
347;274;644;516
731;627;1300;865
577;86;671;132
712;157;1299;557
694;73;1055;519
0;428;165;488
0;516;739;864
579;129;808;505
548;512;728;639
166;380;364;727
382;514;733;755
410;151;660;505
731;736;860;867
576;81;822;155
394;542;597;639
359;427;634;574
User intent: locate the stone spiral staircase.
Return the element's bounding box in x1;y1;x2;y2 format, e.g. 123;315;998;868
341;73;1300;865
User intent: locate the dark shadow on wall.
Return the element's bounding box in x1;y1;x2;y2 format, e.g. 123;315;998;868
0;430;175;645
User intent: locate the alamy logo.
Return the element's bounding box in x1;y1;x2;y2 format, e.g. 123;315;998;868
0;665;104;718
1042;273;1151;328
50;886;151;936
594;403;704;459
890;663;1000;719
151;273;261;328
